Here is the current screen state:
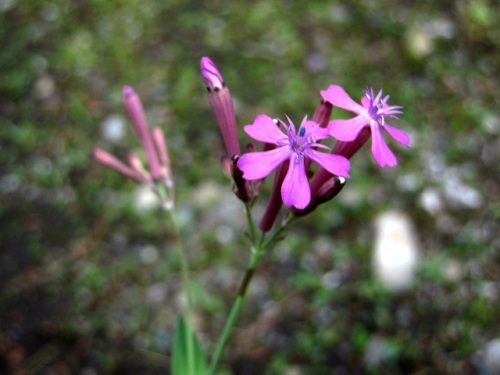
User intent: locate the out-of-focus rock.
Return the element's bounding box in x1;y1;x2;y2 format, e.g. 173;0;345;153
475;338;500;375
373;211;419;291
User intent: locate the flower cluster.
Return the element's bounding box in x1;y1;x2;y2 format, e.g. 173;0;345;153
91;58;412;375
91;86;174;207
200;57;410;228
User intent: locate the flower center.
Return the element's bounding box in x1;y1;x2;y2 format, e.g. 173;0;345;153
289;125;316;156
276;121;318;160
364;87;386;124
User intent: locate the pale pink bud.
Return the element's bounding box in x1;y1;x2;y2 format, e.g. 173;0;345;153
127;152;151;182
122;86;162;179
91;148;148;183
151;126;174;187
151;126;169;170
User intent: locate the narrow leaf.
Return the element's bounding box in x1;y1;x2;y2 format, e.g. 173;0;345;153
172;316;207;375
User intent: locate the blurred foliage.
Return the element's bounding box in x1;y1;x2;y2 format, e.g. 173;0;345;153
1;0;499;374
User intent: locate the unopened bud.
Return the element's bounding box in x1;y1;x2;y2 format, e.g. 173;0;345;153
91;148;149;183
200;56;224;91
231;155;253;202
292;175;346;216
200;57;241;157
312;100;333;128
123;86;162;179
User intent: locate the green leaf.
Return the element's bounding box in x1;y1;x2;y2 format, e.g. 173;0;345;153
172;316;207;375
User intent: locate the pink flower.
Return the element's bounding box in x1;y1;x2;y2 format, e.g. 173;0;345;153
237;114;350;209
321;85;410;167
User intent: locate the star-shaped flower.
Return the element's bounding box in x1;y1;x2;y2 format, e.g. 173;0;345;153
237;114;350;209
321;85;410;167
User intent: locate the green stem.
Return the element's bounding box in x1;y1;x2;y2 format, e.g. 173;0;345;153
207;243;264;375
207;204;294;374
263;214;294;249
164;206;195;375
244;202;257;243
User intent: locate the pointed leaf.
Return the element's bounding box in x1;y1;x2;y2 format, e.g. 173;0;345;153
172;316;207;375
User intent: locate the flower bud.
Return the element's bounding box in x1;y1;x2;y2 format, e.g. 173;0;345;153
200;56;224;91
123;86;162;179
200;57;241;158
91;148;149;183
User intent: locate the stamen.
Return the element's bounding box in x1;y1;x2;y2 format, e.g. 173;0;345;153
364;87;375;101
299;127;306;137
306;135;316;144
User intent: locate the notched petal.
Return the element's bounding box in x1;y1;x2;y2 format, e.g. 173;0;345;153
237;147;290;180
383;124;411;147
281;156;310;209
329;116;368;142
320;85;365;114
244;114;286;144
371;126;398;167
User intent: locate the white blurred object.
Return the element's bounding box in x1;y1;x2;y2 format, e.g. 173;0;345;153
101;114;126;143
484;339;500;375
138;244;159;265
373;211;419;291
133;185;159;212
364;336;391;367
476;338;500;375
419;188;443;215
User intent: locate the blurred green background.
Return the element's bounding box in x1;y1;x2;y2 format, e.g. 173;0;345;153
1;0;499;374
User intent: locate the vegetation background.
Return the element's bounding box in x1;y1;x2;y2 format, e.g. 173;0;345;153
1;0;499;374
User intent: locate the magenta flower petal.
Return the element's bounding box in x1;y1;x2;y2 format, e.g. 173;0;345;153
238;147;291;180
329;116;369;142
371;126;397;167
307;150;351;178
320;85;365;114
281;156;310;209
361;96;371;109
244;114;285;144
383;123;411;147
302;119;330;140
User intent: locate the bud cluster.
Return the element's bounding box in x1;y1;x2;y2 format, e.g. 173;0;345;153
91;86;174;208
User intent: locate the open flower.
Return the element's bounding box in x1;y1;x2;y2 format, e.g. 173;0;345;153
237;114;350;209
321;85;410;167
